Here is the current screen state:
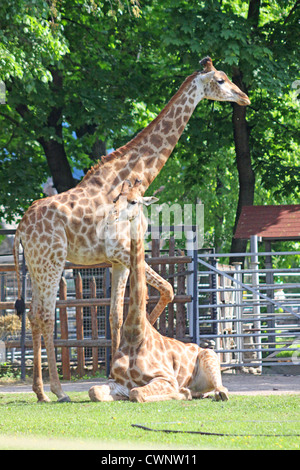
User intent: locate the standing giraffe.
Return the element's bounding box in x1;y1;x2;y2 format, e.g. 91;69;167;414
14;57;249;402
89;180;229;402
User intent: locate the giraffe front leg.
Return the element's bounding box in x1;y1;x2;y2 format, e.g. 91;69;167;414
29;318;51;403
89;380;129;402
41;318;71;403
129;379;192;403
110;264;130;359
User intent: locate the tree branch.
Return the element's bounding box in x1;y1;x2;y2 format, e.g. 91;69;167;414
0;111;20;127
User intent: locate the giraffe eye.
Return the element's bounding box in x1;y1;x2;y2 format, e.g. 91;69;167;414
130;201;138;205
217;79;225;85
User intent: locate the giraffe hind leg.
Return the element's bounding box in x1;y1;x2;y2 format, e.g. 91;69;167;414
196;349;229;401
129;379;192;403
26;257;71;402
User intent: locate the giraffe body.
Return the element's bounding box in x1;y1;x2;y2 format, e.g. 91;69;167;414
89;181;228;403
14;57;248;402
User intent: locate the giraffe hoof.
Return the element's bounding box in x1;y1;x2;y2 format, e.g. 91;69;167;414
214;389;229;402
37;396;51;403
58;395;71;403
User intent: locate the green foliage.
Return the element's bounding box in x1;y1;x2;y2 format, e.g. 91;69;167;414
0;0;299;252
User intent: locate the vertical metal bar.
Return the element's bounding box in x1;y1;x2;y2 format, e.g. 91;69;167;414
105;267;111;377
186;230;195;339
265;241;275;351
211;257;218;336
192;245;199;344
0;273;5;316
233;263;243;366
20;252;27;381
250;236;262;372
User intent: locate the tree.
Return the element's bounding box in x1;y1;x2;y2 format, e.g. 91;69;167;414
0;0;299;258
141;0;300;254
0;0;147;220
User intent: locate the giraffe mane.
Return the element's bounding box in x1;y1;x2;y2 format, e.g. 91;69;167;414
80;71;199;184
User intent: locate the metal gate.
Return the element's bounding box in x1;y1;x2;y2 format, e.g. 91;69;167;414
197;249;300;371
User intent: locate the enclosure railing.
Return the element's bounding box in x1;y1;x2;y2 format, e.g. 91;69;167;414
1;227;300;375
197;249;300;371
0;229;195;378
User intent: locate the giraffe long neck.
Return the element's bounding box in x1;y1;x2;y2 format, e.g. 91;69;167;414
79;71;204;198
123;214;147;344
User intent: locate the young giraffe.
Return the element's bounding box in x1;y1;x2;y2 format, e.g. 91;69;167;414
89;180;228;403
14;56;248;402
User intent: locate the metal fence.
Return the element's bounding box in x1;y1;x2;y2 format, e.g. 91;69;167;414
0;229;196;378
1;227;300;375
196;249;300;371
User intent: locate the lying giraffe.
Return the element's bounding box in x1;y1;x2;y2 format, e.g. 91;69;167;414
89;181;229;402
14;57;248;402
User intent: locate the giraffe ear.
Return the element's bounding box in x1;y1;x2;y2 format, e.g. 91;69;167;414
142;196;159;206
199;70;215;83
121;180;132;193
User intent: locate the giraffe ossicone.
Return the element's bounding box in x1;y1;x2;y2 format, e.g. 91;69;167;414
89;180;229;403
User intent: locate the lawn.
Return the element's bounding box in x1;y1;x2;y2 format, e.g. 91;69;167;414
0;392;299;450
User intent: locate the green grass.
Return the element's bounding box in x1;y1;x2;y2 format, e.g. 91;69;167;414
0;392;299;450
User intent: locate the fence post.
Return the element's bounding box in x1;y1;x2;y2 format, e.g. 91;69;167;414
90;277;98;375
233;263;243;367
168;237;175;338
176;253;186;339
105;268;111;377
75;273;85;377
59;277;71;380
186;231;194;339
250;235;262;373
20;252;27;381
265;241;276;352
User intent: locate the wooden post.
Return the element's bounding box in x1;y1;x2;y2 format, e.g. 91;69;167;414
90;277;98;375
168;238;175;337
150;238;160;328
104;268;111;377
176;250;186;339
75;273;85;377
159;261;166;335
59;277;71;380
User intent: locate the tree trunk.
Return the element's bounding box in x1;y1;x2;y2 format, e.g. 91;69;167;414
229;0;260;261
230;70;255;260
38;68;75;193
39;133;75;193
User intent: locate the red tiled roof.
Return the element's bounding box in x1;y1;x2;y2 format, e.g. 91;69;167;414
234;205;300;240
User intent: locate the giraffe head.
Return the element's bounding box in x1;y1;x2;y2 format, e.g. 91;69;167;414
198;56;250;106
106;179;158;239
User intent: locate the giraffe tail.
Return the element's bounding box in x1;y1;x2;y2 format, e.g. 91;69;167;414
13;228;25;318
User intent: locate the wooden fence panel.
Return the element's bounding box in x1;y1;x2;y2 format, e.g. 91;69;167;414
1;250;194;378
90;277;98;375
59;277;71;380
75;274;85;376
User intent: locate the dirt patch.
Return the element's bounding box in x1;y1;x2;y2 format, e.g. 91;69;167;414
0;374;300;396
222;373;300;396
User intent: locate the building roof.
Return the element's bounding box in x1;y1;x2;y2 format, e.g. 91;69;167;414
234;205;300;240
